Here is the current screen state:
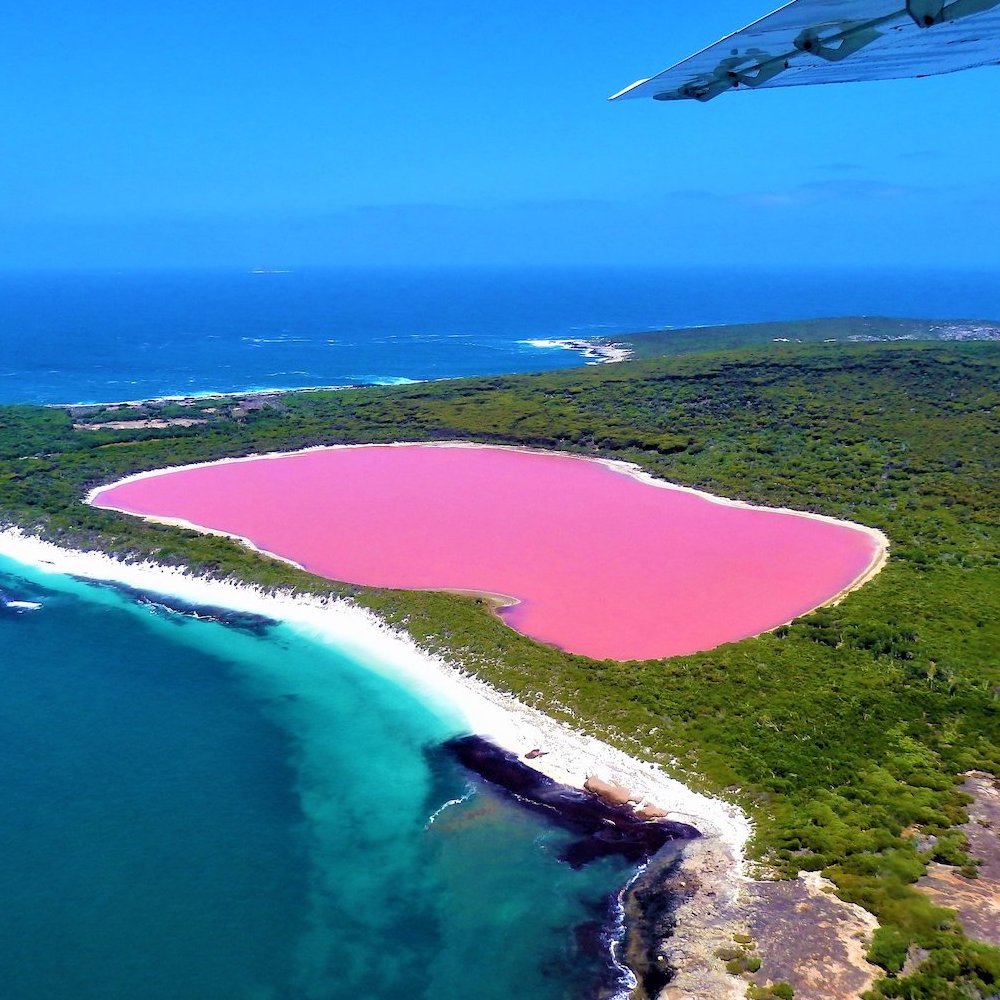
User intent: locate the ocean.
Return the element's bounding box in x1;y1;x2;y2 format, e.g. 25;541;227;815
2;266;999;405
1;265;998;998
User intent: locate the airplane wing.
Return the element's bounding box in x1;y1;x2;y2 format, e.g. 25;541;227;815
611;0;1000;102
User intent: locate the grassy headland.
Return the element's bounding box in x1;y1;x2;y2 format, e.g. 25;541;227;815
614;315;1000;360
1;329;998;998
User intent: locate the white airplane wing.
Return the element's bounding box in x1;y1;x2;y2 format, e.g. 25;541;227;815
611;0;1000;102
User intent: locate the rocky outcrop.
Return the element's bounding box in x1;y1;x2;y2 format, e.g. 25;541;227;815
445;735;698;866
746;872;879;999
585;775;642;807
917;771;1000;946
628;837;745;1000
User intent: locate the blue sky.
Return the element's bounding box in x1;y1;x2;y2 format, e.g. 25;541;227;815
2;1;998;269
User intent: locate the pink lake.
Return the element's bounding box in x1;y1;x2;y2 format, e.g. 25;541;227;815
90;444;882;661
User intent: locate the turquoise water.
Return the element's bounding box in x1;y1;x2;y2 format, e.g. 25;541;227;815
0;555;637;999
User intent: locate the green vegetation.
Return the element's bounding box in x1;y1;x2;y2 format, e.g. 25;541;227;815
2;339;998;998
747;983;795;1000
717;937;760;975
616;315;1000;360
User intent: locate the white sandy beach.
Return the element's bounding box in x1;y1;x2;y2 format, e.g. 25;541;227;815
0;526;752;864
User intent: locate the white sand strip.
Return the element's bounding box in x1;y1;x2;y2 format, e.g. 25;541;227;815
0;525;751;867
520;338;633;364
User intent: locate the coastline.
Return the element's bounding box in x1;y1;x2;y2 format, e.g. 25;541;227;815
0;525;752;997
520;338;634;364
56;334;625;411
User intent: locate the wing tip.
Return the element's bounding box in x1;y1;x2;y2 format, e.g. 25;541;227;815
608;78;652;101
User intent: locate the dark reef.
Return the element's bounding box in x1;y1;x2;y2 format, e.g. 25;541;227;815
622;847;694;999
75;577;277;634
444;734;699;867
445;735;700;998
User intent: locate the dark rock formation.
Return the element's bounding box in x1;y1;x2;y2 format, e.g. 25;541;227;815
444;734;699;868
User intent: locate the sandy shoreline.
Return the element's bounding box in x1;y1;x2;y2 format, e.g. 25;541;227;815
0;525;753;997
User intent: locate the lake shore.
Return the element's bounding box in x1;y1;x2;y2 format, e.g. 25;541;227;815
0;524;754;998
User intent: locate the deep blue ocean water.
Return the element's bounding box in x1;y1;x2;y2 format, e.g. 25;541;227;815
1;266;998;404
2;266;999;998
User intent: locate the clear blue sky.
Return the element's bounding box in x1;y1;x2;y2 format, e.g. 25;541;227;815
2;1;998;269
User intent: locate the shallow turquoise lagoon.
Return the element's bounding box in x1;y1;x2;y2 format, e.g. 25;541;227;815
0;556;637;999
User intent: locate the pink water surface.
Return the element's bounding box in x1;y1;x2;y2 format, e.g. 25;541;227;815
91;445;879;661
